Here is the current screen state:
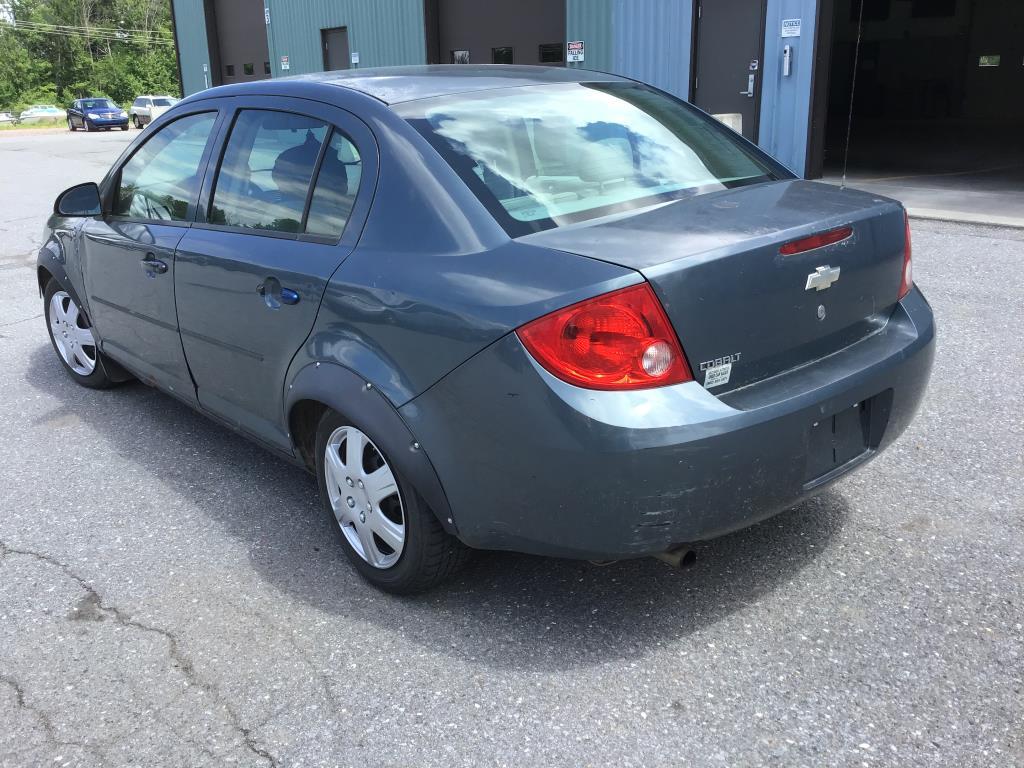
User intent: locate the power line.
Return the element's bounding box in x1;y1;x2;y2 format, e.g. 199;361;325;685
3;18;172;37
0;21;174;45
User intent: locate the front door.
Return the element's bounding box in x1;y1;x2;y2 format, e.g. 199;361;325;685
80;109;220;400
692;0;766;141
173;98;375;449
321;27;350;71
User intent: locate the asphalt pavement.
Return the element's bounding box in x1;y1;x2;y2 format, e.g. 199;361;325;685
0;129;1022;767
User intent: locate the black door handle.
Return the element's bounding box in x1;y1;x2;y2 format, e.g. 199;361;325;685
141;254;168;275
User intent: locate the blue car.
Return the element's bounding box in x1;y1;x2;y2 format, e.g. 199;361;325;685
39;66;934;592
67;98;129;132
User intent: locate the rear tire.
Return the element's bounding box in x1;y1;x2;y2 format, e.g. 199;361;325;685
314;409;469;593
67;118;75;131
43;280;115;389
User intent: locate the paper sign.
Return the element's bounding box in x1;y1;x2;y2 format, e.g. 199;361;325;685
781;18;801;37
567;40;585;63
351;52;360;65
280;55;290;71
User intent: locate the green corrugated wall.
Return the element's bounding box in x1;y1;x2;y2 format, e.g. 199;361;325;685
265;0;426;78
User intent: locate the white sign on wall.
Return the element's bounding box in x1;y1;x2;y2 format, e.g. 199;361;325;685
567;40;585;62
781;18;802;37
351;52;360;65
280;55;290;71
264;6;270;25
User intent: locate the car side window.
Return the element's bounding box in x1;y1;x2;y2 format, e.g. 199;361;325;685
304;130;362;239
209;110;328;234
114;112;217;222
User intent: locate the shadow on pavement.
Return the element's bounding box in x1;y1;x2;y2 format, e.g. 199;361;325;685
27;343;848;671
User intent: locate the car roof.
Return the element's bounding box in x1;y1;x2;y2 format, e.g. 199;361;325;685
222;65;629;105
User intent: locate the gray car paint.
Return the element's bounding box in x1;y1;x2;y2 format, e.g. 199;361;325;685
36;66;936;560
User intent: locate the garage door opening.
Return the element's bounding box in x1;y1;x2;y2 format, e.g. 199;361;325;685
821;0;1024;224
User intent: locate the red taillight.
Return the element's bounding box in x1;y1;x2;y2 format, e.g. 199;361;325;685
779;225;853;256
898;211;913;299
516;283;692;390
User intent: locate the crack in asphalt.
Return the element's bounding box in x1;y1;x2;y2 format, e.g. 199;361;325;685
0;673;107;764
0;540;279;768
0;313;42;329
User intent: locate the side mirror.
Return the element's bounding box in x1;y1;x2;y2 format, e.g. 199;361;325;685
55;182;102;217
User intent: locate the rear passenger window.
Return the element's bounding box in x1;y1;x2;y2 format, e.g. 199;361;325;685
210;110;328;233
305;131;361;239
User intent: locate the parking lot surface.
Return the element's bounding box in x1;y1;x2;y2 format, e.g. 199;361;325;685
1;131;1022;767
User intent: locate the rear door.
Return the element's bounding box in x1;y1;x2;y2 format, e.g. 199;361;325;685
173;96;376;449
692;0;766;140
80;108;222;399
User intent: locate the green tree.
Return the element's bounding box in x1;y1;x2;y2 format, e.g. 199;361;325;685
0;0;180;112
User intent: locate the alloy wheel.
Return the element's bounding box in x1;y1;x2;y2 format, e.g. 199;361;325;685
48;291;96;376
323;426;405;569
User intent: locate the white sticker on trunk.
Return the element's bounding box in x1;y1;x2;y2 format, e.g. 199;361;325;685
703;362;732;389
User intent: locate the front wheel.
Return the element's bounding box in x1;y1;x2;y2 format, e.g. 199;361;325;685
43;280;114;389
120;124;129;131
315;410;469;593
132;115;142;129
85;120;95;132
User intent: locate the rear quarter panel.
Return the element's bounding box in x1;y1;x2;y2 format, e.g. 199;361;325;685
285;104;641;408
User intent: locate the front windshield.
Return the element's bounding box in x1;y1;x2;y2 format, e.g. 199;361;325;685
81;99;116;110
400;82;785;235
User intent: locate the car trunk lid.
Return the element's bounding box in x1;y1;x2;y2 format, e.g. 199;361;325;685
520;180;908;392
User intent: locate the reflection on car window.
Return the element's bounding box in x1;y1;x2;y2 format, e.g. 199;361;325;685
400;83;779;235
210;110;328;234
114;112;216;222
304;131;361;239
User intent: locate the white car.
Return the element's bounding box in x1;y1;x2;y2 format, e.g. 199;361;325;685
18;105;65;124
129;95;178;128
0;111;17;125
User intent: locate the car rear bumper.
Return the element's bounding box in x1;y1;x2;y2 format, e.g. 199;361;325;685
400;288;935;560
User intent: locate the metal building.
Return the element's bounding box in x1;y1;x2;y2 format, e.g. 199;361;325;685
170;0;1024;185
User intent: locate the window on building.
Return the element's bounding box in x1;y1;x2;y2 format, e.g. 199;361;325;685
305;131;362;239
114;112;217;221
853;0;889;21
264;61;271;75
912;0;955;17
225;64;235;77
243;63;254;76
210;110;329;233
492;47;513;64
539;43;563;63
450;50;470;64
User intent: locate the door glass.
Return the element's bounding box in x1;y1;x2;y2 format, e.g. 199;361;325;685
305;130;362;238
210;110;328;233
114;112;217;222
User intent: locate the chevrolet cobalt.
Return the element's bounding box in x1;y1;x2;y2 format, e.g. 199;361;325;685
39;66;934;592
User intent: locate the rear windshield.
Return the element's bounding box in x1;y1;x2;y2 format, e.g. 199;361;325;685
153;98;174;106
399;82;784;235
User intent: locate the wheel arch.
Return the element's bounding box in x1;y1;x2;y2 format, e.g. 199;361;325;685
285;362;459;537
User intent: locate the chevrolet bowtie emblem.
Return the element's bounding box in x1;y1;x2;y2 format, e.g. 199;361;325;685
805;265;841;291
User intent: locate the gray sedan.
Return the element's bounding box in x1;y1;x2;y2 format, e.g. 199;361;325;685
37;65;934;592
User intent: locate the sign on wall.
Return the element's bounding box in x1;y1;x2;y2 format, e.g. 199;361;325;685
781;18;801;37
567;40;584;62
280;55;290;71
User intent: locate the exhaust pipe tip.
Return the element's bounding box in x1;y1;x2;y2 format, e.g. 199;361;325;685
654;547;696;570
